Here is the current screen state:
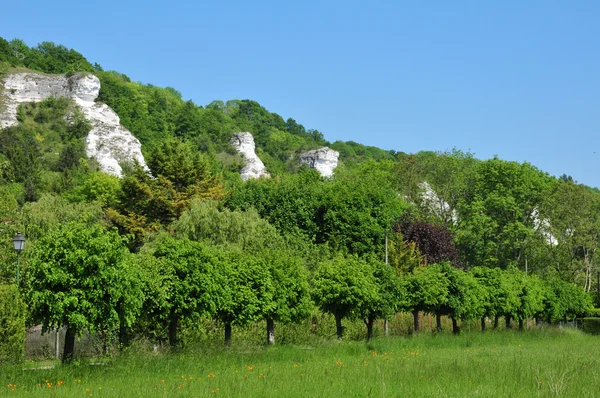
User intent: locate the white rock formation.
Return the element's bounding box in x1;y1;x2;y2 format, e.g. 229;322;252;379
298;147;339;177
531;208;558;246
0;72;146;176
419;181;458;224
230;132;270;181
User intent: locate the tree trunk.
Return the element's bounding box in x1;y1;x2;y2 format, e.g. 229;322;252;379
494;315;500;329
62;327;76;363
451;317;460;334
412;310;420;333
436;313;442;333
384;319;389;336
224;322;232;346
365;317;375;340
518;318;524;331
481;317;486;332
335;314;344;340
266;318;275;345
168;318;179;347
505;315;512;329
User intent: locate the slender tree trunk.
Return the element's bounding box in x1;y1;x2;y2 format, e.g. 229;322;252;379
494;315;500;329
436;313;442;333
365;317;375;340
168;318;179;347
481;317;486;332
451;317;460;334
335;314;344;340
224;322;232;346
62;327;76;363
384;319;389;336
412;310;420;333
505;315;512;329
266;318;275;345
518;318;524;331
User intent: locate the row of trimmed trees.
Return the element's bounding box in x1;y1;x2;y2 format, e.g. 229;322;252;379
314;257;592;339
20;216;592;362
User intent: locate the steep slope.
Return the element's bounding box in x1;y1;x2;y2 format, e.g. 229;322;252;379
0;72;146;176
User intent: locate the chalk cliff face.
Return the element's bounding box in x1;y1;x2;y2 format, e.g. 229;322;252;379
419;182;458;224
298;147;339;177
0;72;146;177
230;132;270;181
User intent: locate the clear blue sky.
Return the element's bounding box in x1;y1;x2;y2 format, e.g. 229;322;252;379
2;1;599;186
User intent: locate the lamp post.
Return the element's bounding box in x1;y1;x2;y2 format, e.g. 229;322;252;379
13;232;25;286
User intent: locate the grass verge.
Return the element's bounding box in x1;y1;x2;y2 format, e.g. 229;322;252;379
2;328;599;397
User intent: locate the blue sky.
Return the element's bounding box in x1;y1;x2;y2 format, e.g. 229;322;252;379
2;1;599;186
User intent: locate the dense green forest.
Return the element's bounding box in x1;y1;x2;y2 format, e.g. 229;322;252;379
1;37;598;362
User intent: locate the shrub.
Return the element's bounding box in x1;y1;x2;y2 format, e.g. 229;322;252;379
586;308;600;317
0;284;26;363
582;317;600;335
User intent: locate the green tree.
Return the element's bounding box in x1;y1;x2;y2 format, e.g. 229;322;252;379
139;235;224;347
357;259;406;339
318;160;408;256
456;158;552;269
213;248;274;346
23;222;144;362
406;264;449;332
173;199;284;252
312;255;378;340
0;285;26;364
259;249;313;344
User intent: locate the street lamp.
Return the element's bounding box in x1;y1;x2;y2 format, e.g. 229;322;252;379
13;232;25;286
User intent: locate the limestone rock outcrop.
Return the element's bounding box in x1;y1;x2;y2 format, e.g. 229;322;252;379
419;182;458;224
298;147;339;177
230;132;270;181
0;72;146;176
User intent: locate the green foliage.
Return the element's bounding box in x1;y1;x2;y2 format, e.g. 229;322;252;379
20;193;104;241
138;235;225;346
259;248;313;325
586;308;600;317
225;169;324;241
173;199;284;252
312;255;378;338
470;266;519;321
213;248;275;328
582;318;600;334
67;172;120;207
1;39;95;74
407;264;450;316
456;158;552;269
539;277;592;323
108;163;224;249
147;138;214;191
317;161;408;255
0;97;91;201
23;222;144;336
0;285;26;364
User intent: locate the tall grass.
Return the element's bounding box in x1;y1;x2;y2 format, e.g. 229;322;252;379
3;327;600;397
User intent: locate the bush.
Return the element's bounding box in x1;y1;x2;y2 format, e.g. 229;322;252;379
0;284;26;363
582;317;600;335
586;308;600;317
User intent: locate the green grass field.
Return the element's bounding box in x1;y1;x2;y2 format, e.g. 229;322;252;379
3;328;600;397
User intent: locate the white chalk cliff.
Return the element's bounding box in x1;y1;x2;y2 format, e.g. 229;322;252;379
230;132;270;181
419;182;458;224
0;72;146;176
298;147;339;177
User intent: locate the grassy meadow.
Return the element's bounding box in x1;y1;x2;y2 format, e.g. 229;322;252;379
3;327;600;397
